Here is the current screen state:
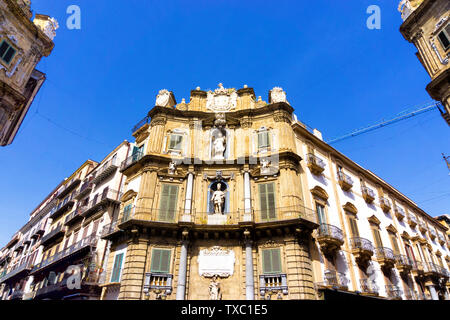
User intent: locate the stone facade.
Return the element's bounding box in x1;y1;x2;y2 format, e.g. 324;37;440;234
399;0;450;125
0;0;57;146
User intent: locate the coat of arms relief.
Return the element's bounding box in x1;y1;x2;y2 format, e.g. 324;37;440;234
206;83;238;112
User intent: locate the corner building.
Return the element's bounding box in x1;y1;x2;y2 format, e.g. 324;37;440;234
100;84;450;300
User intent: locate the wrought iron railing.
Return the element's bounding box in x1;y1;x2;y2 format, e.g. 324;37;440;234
32;235;97;273
321;269;348;288
306;153;325;169
394;254;413;267
91;158;118;185
376;247;395;260
74;180;93;199
379;197;391;210
361;186;375;199
132;115;150;133
337;171;353;187
79;189;121;217
394;206;405;217
317;224;344;242
121;151;144;171
100;220;121;238
350;237;374;253
407;212;418;225
0;258;34;283
40;224;64;245
359;278;378;294
57;178;81;199
50;193;75;218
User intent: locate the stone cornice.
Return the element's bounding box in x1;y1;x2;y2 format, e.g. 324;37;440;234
399;0;436;41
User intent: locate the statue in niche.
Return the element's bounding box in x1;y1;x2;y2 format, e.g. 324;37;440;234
168;161;176;175
209;276;221;300
212;130;226;160
261;159;271;174
210;182;226;215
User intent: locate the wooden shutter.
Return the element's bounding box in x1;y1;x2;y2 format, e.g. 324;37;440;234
259;183;276;221
150;249;171;273
159;184;179;222
390;234;400;255
110;253;124;282
316;203;326;225
123;204;132;221
82;225;89;239
262;248;282;274
92;219;100;236
348;217;359;237
258;131;270;149
372;228;383;248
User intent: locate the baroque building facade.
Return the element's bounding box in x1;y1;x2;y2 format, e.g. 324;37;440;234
0;0;58;146
399;0;450;125
0;84;449;300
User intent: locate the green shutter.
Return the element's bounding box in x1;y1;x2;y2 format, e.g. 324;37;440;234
258;131;270;149
316;203;326;225
262;248;282;274
372;229;383;248
122;204;132;222
159;184;178;222
349;218;359;237
110;253;124;282
259;183;276;221
391;235;400;255
150;249;171;273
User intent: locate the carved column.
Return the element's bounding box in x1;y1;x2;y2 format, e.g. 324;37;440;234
244;229;255;300
243;171;252;221
176;230;189;300
184;172;194;217
428;285;439;300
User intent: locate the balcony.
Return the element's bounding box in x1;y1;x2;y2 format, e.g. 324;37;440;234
64;209;83;226
49;196;75;220
30;222;46;239
411;260;425;277
40;225;65;247
350;237;374;266
404;288;418;300
57;178;81;199
259;274;288;297
379;197;391;213
438;234;446;246
91;158;118;185
395;254;413;274
132;115;151;134
418;220;427;234
359;278;378;296
250;204;318;226
79;189;121;218
375;247;395;270
143;273;173;295
74;181;93;200
361;186;375;204
407;213;418;228
32;235;97;274
429;229;437;241
100;221;122;239
0;259;34;283
306;153;325;175
120;151;144;172
317;269;348;290
385;285;402;300
317;224;344;254
337;172;353;191
394;206;405;221
423;262;440;278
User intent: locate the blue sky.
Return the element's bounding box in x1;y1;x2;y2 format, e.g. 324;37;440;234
0;0;449;246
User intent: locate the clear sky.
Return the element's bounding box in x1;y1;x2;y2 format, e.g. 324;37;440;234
0;0;449;246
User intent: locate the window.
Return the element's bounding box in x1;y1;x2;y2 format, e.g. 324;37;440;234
0;40;16;64
262;248;282;274
168;134;183;151
372;228;383;248
122;204;132;222
258;130;271;150
150;248;171;273
389;234;400;255
110;253;124;282
159;184;179;222
259;183;276;221
348;216;360;237
131;145;144;161
316;203;326;225
437;24;450;51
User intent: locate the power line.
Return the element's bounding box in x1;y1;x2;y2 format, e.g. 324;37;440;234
326;101;441;145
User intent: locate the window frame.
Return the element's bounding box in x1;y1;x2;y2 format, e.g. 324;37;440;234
150;248;172;274
437;24;450;51
110;251;125;283
258;182;276;221
0;39;17;66
158;183;179;222
261;248;282;275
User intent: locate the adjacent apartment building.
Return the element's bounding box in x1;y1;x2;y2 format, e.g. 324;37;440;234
2;84;446;300
0;0;58;146
399;0;450;125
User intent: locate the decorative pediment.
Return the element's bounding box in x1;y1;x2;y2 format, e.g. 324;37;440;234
367;215;381;226
120;189;137;202
343;202;357;214
386;224;397;234
310;186;329;201
401;231;410;240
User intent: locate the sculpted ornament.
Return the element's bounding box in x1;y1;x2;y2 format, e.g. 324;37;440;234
155;89;171;107
168;161;176;175
269;87;289;105
209;276;222;300
206;83;237;112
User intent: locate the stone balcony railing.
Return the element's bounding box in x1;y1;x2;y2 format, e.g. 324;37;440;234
119;204;318;227
143;272;173;295
259;274;288;297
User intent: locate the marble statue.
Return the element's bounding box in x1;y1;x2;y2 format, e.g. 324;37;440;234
168;161;176;175
211;183;226;215
212;131;226;159
209;276;221;300
155;89;171;107
261;159;271;175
